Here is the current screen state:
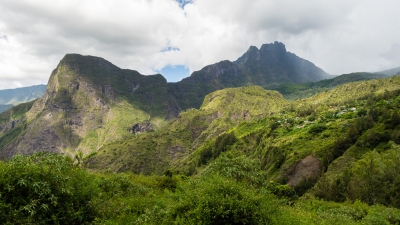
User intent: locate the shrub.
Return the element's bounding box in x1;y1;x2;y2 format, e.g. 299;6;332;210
268;182;296;199
169;175;279;224
157;171;178;192
293;176;320;196
198;146;212;165
198;132;237;165
0;152;99;224
203;154;267;187
348;146;400;207
308;124;328;135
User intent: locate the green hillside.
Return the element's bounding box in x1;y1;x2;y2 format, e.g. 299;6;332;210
86;86;286;174
2;53;400;223
1;76;400;223
87;75;400;213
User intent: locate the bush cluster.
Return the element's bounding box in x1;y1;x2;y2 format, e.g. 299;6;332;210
198;132;237;165
0;152;98;224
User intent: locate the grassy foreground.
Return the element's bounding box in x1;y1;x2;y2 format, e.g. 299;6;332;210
1;152;399;224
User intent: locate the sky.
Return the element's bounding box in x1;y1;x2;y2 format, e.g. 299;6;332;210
0;0;399;89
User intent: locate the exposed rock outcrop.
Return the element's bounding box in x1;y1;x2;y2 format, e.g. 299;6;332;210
169;41;330;110
287;155;323;187
0;54;180;158
128;122;154;134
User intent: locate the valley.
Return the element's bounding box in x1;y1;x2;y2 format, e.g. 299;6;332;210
1;42;400;224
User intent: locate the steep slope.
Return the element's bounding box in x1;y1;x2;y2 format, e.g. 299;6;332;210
192;76;400;205
0;101;36;150
131;75;398;209
86;86;286;174
168;41;330;109
0;54;179;158
87;76;400;181
235;42;329;83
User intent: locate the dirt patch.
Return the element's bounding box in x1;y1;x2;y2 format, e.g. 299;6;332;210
168;145;186;160
287;155;322;187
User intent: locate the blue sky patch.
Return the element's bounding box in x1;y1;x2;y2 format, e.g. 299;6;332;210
158;65;190;82
176;0;192;8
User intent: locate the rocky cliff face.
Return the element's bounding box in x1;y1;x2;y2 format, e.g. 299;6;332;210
169;41;330;110
0;54;179;158
236;42;329;83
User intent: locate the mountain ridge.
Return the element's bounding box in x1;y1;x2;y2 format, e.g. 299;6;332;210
0;42;352;158
169;41;330;109
2;43;400;223
0;54;179;158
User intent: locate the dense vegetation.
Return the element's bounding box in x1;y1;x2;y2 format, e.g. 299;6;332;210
86;86;286;174
82;76;400;223
1;152;400;224
1;53;400;223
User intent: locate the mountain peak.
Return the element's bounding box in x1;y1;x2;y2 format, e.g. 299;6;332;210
236;41;289;64
0;54;176;158
247;45;259;52
58;54;120;75
260;41;286;52
259;41;287;59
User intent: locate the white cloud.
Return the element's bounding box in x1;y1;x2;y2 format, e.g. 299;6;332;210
0;0;399;89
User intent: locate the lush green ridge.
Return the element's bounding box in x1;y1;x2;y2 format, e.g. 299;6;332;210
85;76;400;214
86;86;286;174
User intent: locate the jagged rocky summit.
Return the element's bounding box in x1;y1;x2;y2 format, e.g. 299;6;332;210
168;41;330;109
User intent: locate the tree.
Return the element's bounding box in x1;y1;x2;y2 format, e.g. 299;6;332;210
391;110;400;128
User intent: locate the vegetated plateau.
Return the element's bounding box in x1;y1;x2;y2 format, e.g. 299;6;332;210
1;42;400;224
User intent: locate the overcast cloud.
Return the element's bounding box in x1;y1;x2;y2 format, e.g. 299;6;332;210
0;0;399;89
